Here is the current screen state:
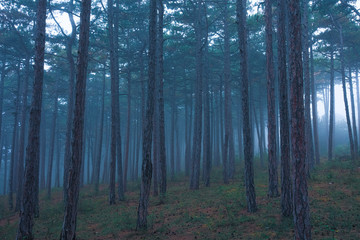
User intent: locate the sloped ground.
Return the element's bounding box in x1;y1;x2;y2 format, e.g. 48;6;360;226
1;160;359;239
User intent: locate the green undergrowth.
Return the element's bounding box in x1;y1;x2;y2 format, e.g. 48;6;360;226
1;159;360;239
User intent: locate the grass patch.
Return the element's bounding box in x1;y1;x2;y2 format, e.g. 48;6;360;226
1;159;360;239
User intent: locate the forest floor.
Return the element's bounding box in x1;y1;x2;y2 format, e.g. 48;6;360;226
1;159;360;239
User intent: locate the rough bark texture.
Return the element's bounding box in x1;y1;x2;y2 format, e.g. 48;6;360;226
288;0;312;238
265;0;279;198
278;0;292;217
136;0;156;230
60;0;91;238
302;0;314;173
63;0;76;205
236;0;257;213
16;0;47;238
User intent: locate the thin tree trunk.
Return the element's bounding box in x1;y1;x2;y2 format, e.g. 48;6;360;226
15;57;30;212
158;0;167;197
136;0;156;229
40;109;46;189
236;0;257;213
328;45;335;161
124;70;131;192
265;0;279;197
302;0;314;174
46;88;58;199
63;0;76;204
16;0;47;237
278;0;292;217
310;43;320;165
190;0;203;190
60;0;91;238
94;67;106;193
348;67;358;158
288;0;311;238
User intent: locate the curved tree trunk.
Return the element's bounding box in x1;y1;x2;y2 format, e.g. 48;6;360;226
60;0;91;238
328;45;335;161
348;67;358;159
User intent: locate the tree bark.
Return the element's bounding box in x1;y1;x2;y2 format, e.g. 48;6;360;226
60;0;91;238
16;0;47;237
288;0;312;238
265;0;279;197
277;0;292;217
236;0;257;213
63;0;76;204
136;0;156;229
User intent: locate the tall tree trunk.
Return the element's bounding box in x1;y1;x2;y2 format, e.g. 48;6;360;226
55;131;61;188
63;0;76;204
265;0;279;197
203;20;211;187
136;0;156;229
310;43;320;165
9;83;19;210
288;0;311;238
0;56;6;159
302;0;314;174
339;26;355;160
328;45;335;161
4;140;9;195
60;0;91;238
170;87;176;180
124;70;131;192
94;66;106;193
46;88;58;199
190;0;203;190
236;0;257;213
278;0;292;217
222;0;230;184
348;67;358;158
16;0;47;237
15;57;30;212
158;0;167;197
356;69;360;148
40;109;46;190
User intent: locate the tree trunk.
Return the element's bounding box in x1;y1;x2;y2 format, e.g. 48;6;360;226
339;26;355;160
60;0;91;238
302;0;314;174
158;0;167;197
328;45;335;161
348;67;358;159
310;43;320;165
288;0;311;238
277;0;292;217
357;69;360;149
136;0;156;230
46;88;58;199
16;0;47;237
190;0;203;190
236;0;257;213
170;87;176;180
15;57;30;212
94;67;106;193
265;0;279;197
124;70;131;192
63;0;76;204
